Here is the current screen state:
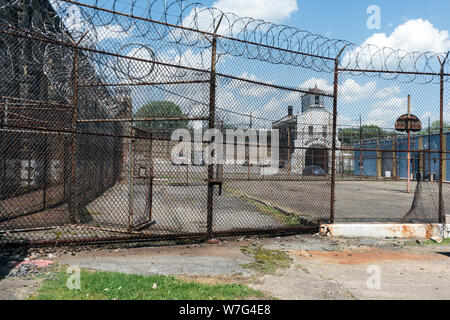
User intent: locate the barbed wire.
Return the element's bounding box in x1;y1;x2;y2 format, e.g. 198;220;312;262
1;0;449;85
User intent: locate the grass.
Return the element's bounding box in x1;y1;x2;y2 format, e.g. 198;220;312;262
240;246;292;274
31;268;263;300
406;238;450;246
242;196;299;226
223;186;300;226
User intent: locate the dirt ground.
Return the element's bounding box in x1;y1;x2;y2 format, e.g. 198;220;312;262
2;234;450;300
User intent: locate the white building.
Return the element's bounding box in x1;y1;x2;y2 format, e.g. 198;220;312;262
273;85;340;174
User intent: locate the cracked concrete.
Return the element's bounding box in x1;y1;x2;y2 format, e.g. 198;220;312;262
2;234;450;300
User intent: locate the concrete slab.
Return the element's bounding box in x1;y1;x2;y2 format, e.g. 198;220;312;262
56;242;254;276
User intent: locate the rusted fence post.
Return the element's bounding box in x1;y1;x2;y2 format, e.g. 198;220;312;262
127;127;135;232
68;46;79;224
148;132;154;221
438;52;448;224
207;15;223;238
360;115;364;180
42;133;49;210
330;46;346;224
394;134;397;180
0;99;8;201
287;129;291;180
412;132;416;181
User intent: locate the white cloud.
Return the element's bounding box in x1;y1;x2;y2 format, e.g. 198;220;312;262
374;85;402;99
373;96;407;108
259;97;281;115
174;0;298;43
367;96;407;127
212;0;298;23
300;78;333;92
343;19;450;71
339;79;376;103
296;77;378;103
422;111;432;120
160;48;212;71
296;77;407;127
228;72;275;97
363;19;450;53
337;114;358;127
95;25;134;43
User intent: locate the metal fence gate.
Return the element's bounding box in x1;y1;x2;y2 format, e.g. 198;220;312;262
0;0;448;245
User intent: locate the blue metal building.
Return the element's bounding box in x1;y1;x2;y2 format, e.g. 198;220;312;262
354;132;450;181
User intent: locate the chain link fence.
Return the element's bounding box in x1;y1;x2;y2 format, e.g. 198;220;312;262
0;0;449;245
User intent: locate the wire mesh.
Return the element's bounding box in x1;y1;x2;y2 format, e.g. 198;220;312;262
0;0;448;245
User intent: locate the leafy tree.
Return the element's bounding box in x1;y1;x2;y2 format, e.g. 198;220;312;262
134;101;188;131
417;120;450;135
338;125;389;144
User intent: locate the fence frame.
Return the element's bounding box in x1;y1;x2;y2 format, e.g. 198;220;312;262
0;0;449;245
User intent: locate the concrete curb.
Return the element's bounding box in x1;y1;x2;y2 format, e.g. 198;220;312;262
320;223;449;239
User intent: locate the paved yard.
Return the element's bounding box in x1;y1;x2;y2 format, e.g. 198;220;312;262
229;180;448;223
2;165;448;240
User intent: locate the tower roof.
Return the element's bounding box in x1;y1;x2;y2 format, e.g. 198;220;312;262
308;84;325;94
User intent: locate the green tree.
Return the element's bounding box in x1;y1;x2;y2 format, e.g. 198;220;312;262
417;120;450;135
134;101;188;131
338;125;389;144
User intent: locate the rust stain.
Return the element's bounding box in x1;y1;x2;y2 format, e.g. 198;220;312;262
425;224;435;239
401;225;414;238
292;248;439;265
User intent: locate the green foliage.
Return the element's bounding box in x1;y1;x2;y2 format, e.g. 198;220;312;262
416;120;450;135
405;238;450;246
134;101;188;131
338;125;389;144
31;268;262;300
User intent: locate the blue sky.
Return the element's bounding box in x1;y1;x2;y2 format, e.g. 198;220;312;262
187;0;450;128
57;0;450;129
286;0;450;44
195;0;450;44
